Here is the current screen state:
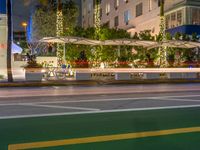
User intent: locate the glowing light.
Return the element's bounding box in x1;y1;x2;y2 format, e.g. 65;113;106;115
94;0;101;39
56;5;64;67
56;10;63;37
21;22;28;27
41;69;46;73
159;0;167;68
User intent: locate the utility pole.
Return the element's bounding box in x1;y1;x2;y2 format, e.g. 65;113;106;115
7;0;13;82
159;0;167;67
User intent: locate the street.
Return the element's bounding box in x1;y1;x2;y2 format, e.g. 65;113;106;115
1;83;200;150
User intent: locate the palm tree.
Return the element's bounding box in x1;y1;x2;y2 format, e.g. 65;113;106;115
158;0;166;67
7;0;13;82
56;0;64;66
94;0;101;40
56;0;63;37
37;0;64;66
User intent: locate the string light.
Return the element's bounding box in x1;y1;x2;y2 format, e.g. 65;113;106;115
159;0;167;67
56;1;64;67
94;0;101;39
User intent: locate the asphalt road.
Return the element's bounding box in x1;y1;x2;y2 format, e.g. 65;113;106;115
0;83;200;119
1;84;200;150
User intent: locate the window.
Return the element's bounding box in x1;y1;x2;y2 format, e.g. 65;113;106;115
148;0;153;11
83;7;86;16
104;21;110;28
114;16;119;27
114;0;119;10
88;3;92;13
177;10;182;26
165;8;184;29
191;8;200;25
124;10;131;25
171;12;176;28
106;3;110;15
165;15;170;29
124;0;128;3
136;3;143;17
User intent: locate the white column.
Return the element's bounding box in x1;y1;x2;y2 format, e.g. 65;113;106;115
0;14;7;79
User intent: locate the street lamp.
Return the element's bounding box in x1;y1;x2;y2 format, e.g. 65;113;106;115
21;22;28;28
21;21;28;41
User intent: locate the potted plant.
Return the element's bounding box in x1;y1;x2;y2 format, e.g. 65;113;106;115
24;53;44;81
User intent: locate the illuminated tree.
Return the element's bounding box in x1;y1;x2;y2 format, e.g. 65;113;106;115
32;0;78;66
94;0;101;40
158;0;167;67
56;0;64;66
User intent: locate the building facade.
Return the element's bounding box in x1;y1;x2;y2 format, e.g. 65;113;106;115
82;0;200;36
0;0;8;77
165;0;200;36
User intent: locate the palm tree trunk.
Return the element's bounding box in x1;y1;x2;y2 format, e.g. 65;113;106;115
58;0;62;11
94;0;101;40
7;0;13;82
159;0;167;67
56;0;64;66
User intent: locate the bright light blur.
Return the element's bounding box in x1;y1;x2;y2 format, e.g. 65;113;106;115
21;22;28;27
41;69;46;73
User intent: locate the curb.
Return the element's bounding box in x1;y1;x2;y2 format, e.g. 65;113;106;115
0;79;200;87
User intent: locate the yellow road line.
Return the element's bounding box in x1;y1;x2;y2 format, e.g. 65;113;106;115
8;126;200;150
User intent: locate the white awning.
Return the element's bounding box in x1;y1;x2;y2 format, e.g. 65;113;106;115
147;40;200;49
162;40;200;49
39;37;101;45
39;37;200;49
39;37;157;47
12;42;23;54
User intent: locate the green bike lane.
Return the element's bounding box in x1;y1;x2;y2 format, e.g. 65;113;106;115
1;107;200;150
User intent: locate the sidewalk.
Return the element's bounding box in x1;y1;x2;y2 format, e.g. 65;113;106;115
1;79;200;87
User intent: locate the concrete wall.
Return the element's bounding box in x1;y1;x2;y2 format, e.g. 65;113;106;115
82;0;94;28
0;14;7;78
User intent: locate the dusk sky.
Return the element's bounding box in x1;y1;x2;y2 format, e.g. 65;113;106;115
12;0;81;31
13;0;37;31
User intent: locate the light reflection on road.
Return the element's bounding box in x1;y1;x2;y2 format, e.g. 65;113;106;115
0;84;200;98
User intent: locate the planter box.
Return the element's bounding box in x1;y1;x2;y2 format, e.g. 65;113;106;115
25;72;44;81
143;73;160;79
182;73;198;79
115;73;131;80
167;73;182;79
25;68;44;81
75;72;91;80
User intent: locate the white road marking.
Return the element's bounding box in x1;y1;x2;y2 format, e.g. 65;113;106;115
0;104;200;120
0;94;200;106
21;103;100;111
152;98;200;102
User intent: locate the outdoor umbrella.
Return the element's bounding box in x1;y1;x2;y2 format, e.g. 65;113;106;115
147;40;200;49
12;42;23;54
40;37;157;47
